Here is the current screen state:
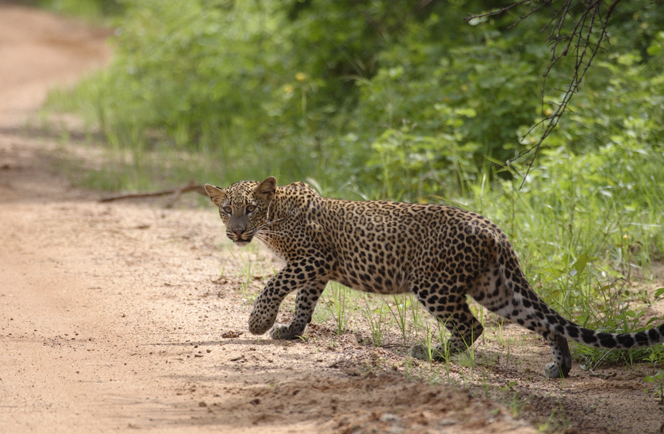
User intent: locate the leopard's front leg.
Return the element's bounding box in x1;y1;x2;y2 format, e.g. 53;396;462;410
270;279;327;339
248;257;328;338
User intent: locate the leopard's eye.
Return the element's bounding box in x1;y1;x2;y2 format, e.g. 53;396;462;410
223;206;232;214
246;205;256;213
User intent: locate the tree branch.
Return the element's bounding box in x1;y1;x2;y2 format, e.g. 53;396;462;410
482;0;623;186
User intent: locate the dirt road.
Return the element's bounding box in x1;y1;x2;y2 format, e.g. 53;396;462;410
1;5;662;434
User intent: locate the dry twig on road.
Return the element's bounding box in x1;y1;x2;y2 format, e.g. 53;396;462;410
99;180;207;208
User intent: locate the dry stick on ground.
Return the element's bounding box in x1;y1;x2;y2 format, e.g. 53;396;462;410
99;180;207;208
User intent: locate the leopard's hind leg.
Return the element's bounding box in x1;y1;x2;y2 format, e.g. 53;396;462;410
409;283;484;361
469;259;572;378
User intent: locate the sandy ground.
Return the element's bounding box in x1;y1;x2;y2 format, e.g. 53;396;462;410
1;4;664;434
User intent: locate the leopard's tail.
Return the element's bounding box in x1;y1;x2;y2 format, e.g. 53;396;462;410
544;307;664;350
497;245;664;350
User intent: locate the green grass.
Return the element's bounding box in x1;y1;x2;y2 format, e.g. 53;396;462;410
48;121;324;196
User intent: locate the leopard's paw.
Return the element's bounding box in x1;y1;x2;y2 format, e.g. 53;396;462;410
544;362;569;379
408;344;448;362
269;324;303;340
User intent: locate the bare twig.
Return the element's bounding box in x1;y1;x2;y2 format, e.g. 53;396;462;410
99;180;207;208
465;0;541;20
479;0;623;185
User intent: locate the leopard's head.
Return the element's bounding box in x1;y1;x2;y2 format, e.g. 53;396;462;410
204;177;276;247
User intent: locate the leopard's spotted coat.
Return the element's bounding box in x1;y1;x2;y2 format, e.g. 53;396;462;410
205;177;664;378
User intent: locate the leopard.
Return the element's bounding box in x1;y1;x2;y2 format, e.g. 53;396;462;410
204;176;664;378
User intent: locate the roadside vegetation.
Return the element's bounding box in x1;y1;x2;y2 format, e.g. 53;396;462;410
28;0;123;21
43;0;664;376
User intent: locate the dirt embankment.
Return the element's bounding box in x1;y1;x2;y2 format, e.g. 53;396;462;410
1;5;663;434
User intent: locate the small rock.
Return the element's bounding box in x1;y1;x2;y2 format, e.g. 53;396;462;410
440;418;457;426
380;412;401;423
221;331;241;339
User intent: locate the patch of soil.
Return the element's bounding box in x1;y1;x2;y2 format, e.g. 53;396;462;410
1;4;663;434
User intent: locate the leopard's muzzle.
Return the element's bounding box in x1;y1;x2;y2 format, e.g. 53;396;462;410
227;229;253;246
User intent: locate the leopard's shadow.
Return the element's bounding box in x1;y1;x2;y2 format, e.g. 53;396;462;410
145;338;301;347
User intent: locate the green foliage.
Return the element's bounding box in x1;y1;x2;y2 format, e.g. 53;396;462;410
96;1;293;144
34;0;124;19
322;283;353;335
644;371;664;405
352;10;551;167
48;0;664;197
362;295;389;347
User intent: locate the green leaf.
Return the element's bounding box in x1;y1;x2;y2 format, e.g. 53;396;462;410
454;108;477;118
572;253;591;273
647;44;663;57
535;267;565;279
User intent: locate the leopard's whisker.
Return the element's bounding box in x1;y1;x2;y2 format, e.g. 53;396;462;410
255;230;284;237
256;218;284;230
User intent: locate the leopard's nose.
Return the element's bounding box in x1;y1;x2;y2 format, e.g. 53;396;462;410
233;229;245;237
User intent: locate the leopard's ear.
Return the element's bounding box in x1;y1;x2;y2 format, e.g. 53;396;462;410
255;176;276;202
204;184;227;206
